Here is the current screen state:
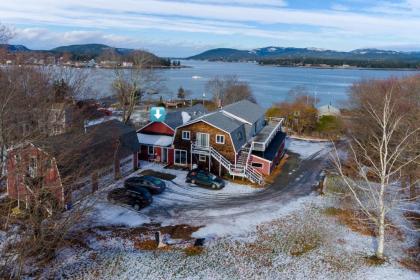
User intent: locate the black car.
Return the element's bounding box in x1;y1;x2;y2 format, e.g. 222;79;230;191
108;188;153;210
186;169;225;189
124;175;166;194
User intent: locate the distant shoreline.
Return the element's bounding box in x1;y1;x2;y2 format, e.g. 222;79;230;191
183;59;420;71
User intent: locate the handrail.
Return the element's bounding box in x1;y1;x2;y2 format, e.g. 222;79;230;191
191;142;264;185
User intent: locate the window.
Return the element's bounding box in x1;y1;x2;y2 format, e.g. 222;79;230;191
45;159;52;169
148;146;154;155
237;131;243;141
14;154;21;164
182;131;190;140
216;135;225;144
28;157;37;178
197;132;209;147
251;162;263;168
175;150;188;165
199;155;206;162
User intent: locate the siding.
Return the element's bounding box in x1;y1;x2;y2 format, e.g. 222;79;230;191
173;121;237;164
249;155;271;175
7;145;64;206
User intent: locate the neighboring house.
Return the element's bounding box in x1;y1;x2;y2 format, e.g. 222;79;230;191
46;100;111;136
318;104;340;118
6;120;140;209
137;104;208;165
172;100;286;185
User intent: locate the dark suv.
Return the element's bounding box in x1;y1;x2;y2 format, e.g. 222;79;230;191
186;169;225;190
108;188;153;210
124;176;166;195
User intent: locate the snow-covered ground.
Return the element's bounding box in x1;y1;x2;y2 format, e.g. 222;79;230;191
87;160;261;230
5;138;417;279
286;137;331;159
51;195;418;280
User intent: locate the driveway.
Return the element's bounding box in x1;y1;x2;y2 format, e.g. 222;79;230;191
136;139;332;235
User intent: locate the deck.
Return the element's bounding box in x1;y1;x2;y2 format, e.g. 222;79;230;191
252;118;284;151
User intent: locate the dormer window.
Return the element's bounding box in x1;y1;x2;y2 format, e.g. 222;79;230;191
237;131;243;141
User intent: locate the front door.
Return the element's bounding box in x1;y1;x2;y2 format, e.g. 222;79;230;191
197;133;210;147
162;148;168;163
175;149;188;165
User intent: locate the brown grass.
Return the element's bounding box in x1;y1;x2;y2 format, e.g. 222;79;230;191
404;211;420;230
97;223;201;241
134;239;158;250
323;207;375;236
364;255;386;266
184;246;204;256
399;246;420;273
264;154;289;184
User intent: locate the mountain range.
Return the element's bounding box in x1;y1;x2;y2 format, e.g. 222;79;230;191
188;46;420;66
0;43;161;61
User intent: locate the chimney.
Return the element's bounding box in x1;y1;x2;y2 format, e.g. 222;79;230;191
218;99;222;109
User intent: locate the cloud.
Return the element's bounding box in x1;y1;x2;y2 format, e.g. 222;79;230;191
2;0;420;54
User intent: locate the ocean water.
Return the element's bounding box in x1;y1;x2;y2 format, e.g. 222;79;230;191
86;60;417;108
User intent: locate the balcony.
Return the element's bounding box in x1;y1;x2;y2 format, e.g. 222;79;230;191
252;117;284;152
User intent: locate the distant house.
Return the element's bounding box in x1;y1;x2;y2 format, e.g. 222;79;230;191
172;100;286;185
6;120;140;209
137;104;208;165
46;100;111;136
318;104;340;118
122;61;134;67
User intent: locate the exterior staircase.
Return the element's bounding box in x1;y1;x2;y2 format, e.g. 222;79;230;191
191;143;264;185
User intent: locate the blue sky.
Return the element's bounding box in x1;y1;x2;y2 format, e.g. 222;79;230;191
1;0;420;56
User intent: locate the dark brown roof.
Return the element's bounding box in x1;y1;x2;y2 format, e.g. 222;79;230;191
34;120;140;184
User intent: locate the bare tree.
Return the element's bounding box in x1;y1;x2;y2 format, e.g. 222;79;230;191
112;51;159;124
0;22;13;44
332;89;420;260
205;75;256;106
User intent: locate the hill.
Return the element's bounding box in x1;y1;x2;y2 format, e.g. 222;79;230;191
0;44;173;66
189;46;420;68
0;44;31;52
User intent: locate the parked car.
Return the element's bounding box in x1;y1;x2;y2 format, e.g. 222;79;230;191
108;188;152;210
124;175;166;194
186;169;225;189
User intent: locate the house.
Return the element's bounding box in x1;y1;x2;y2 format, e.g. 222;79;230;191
172;100;286;185
137;104;208;165
318;104;340;118
6;120;140;209
46;100;111;136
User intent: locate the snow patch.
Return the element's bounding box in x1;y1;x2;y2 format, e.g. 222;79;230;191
181;111;191;124
137;133;173;147
286;138;331;159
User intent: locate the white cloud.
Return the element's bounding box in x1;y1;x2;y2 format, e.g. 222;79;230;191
2;0;420;53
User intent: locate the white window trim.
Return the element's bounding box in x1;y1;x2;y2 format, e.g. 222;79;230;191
148;145;154;155
28;157;37;178
215;134;225;144
182;130;191;140
199;154;206;162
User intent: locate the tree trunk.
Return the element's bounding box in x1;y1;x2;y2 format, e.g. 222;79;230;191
376;209;385;259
